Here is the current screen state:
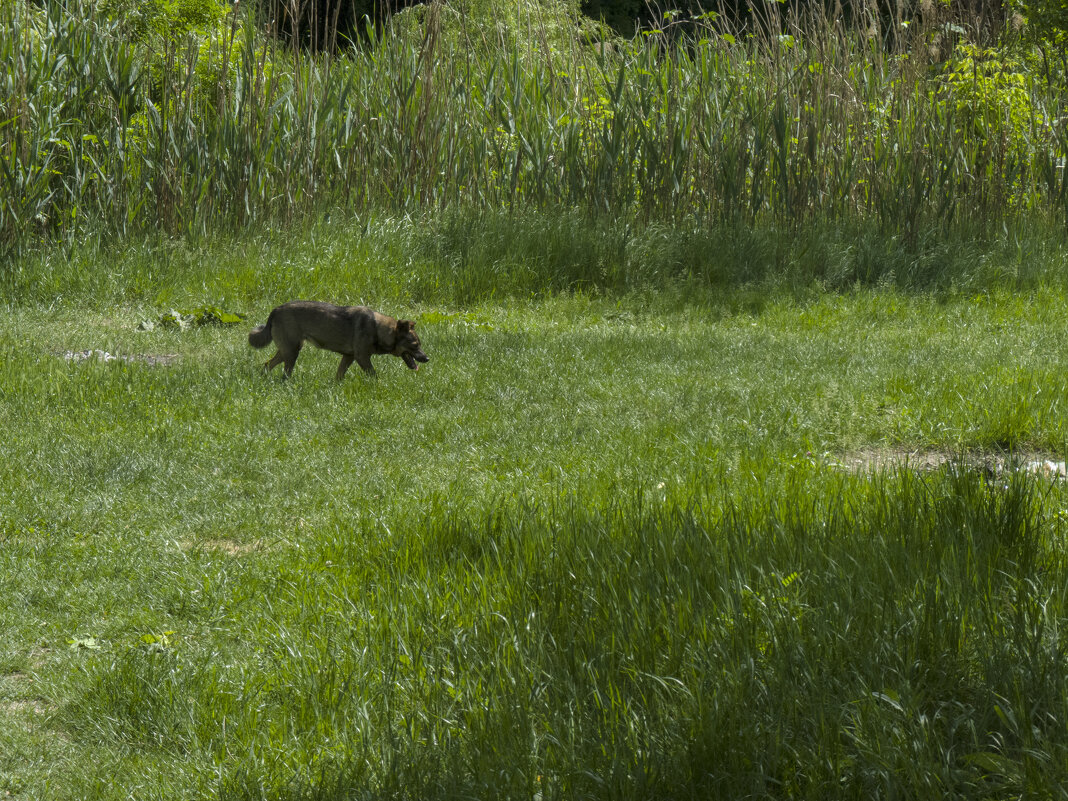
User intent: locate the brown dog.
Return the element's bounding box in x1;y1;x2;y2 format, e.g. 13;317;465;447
248;301;428;379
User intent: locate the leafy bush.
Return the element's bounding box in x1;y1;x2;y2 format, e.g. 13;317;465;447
98;0;243;110
97;0;227;43
937;41;1049;208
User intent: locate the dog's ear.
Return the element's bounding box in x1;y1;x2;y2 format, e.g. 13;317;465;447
397;320;414;333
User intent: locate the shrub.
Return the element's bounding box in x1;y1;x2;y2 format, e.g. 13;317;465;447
937;41;1048;206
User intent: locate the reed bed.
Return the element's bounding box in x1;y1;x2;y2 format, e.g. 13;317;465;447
3;0;1067;261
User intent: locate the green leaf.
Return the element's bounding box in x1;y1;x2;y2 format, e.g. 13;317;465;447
68;635;102;650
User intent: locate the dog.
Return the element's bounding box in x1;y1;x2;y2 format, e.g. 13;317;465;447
248;301;428;379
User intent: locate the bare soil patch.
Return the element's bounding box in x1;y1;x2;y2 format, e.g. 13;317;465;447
1;672;49;719
826;448;1066;478
60;349;179;366
179;538;266;557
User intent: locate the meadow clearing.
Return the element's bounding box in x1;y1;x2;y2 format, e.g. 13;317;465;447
2;218;1068;798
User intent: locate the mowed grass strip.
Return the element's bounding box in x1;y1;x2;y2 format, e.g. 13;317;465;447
1;288;1068;798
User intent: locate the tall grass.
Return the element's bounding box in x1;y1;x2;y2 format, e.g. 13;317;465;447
57;466;1068;798
3;0;1067;260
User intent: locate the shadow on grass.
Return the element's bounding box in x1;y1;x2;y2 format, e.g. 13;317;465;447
402;208;1064;304
58;464;1068;799
4;210;1065;310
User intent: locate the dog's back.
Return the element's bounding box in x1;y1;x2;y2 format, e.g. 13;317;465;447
267;301;366;353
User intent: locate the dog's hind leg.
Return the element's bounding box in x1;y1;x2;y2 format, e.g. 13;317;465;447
282;348;301;378
266;344;301;378
355;353;376;377
336;355;354;381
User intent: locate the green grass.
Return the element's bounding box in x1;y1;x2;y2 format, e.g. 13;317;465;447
6;211;1067;310
6;0;1068;793
3;234;1068;797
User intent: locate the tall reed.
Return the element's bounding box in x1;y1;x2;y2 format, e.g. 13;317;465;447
2;0;1066;260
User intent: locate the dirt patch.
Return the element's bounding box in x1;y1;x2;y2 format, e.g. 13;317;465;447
61;349;179;367
179;539;266;557
825;448;1066;478
1;673;50;719
1;698;47;717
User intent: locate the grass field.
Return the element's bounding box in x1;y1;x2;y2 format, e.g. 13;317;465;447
3;222;1068;798
6;0;1068;793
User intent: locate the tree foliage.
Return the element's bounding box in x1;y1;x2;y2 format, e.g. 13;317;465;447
1021;0;1068;42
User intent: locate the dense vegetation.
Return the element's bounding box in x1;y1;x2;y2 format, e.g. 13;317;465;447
3;0;1068;274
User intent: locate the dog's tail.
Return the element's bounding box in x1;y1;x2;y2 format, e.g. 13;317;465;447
248;312;274;349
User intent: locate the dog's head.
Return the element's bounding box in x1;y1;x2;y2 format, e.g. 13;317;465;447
393;320;429;371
